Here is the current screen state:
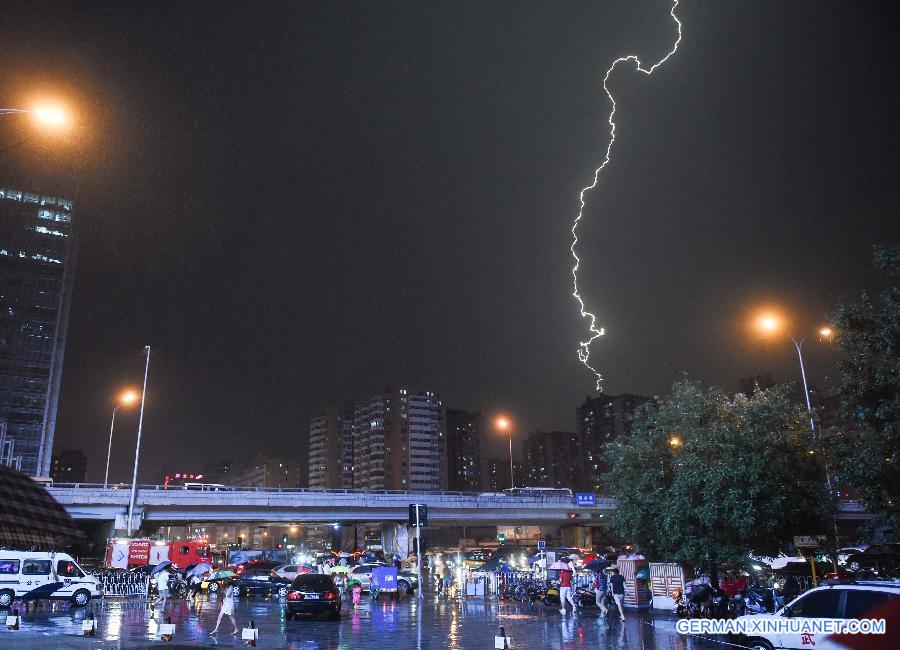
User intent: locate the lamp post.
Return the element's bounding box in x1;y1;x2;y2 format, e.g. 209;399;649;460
754;313;840;560
495;416;514;490
104;389;139;488
126;346;151;537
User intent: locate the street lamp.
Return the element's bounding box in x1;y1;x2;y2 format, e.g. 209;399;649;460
126;346;152;537
0;105;70;128
104;389;140;488
495;416;514;490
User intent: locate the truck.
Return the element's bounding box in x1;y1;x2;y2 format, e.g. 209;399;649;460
105;538;212;570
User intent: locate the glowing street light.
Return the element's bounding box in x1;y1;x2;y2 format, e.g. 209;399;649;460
818;326;833;340
103;389;141;488
669;435;683;448
0;104;70;130
495;416;515;490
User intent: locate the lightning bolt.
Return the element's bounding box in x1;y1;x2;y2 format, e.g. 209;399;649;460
570;0;683;389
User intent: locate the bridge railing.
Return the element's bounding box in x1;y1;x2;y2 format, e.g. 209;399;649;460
47;483;615;506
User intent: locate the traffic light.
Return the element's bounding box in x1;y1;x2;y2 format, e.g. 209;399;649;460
497;533;506;542
412;537;427;555
282;534;288;546
567;513;578;519
408;504;427;527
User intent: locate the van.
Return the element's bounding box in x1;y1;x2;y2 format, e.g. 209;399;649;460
0;551;101;607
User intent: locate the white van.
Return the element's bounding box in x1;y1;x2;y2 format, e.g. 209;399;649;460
0;551;101;607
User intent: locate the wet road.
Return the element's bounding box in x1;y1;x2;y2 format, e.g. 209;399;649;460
0;590;736;649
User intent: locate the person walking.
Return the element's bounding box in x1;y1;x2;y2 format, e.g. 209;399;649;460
593;570;609;615
210;581;239;636
558;561;577;615
442;564;453;597
154;567;171;611
609;568;626;621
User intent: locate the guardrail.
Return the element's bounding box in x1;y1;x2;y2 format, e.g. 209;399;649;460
48;483;617;507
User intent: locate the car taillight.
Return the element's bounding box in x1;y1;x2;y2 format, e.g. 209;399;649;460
323;591;337;600
288;591;302;601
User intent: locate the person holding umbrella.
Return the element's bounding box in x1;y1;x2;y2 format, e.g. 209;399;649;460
150;561;173;611
210;579;239;636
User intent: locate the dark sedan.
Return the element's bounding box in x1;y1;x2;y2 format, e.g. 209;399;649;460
235;569;290;598
285;574;341;620
845;543;900;575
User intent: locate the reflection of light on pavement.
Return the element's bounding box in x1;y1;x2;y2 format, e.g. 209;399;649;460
448;608;459;649
106;603;123;639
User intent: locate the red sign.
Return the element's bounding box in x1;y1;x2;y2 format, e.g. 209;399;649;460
128;540;151;565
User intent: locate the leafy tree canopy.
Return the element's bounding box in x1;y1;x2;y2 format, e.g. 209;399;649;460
603;380;834;565
826;245;899;536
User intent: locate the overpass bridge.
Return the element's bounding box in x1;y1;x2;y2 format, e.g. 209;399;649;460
47;484;616;528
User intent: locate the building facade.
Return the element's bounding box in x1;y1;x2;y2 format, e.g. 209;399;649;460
49;447;86;483
524;430;581;489
576;393;649;491
232;456;299;489
0;187;76;477
486;457;525;492
308;406;354;489
352;387;445;491
444;408;482;492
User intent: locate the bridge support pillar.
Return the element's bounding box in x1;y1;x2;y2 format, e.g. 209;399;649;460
560;525;592;549
380;522;409;559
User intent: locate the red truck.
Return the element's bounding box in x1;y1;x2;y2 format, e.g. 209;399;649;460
106;538;212;569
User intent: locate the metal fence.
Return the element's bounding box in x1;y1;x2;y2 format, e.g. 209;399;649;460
95;571;149;598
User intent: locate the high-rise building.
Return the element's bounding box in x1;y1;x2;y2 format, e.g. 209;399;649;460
49;448;86;483
444;409;482;492
308;406;354;489
486;457;525;492
233;456;299;488
577;393;649;491
524;431;581;489
353;387;444;491
0;187;76;477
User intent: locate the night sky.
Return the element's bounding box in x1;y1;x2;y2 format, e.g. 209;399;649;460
1;1;897;481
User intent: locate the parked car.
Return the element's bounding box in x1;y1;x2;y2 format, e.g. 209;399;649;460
234;569;290;598
347;563;418;593
285;574;341;620
738;580;900;650
844;543;900;574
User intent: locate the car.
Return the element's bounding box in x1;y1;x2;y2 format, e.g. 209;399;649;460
836;546;867;565
347;563;418;593
234;569;290;598
843;543;900;574
738;580;900;650
273;564;311;581
234;559;280;574
285;574;341;620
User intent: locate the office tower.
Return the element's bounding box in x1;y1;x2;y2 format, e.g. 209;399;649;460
0;187;76;476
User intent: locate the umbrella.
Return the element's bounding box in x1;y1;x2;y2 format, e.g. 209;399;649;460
585;559;611;571
297;565;313;574
549;561;572;570
209;569;236;580
346;579;361;588
569;554;580;560
329;565;352;574
0;464;85;548
635;568;651;580
150;560;172;576
582;553;599;564
334;552;353;558
187;562;211;578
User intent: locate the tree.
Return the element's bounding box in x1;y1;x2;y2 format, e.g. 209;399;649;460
603;380;834;576
826;245;899;537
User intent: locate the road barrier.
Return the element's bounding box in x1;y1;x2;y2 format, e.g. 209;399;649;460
96;571;149;598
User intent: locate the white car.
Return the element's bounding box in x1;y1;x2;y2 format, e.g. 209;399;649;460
836;546;867;566
0;551;101;607
738;581;900;650
273;565;305;581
